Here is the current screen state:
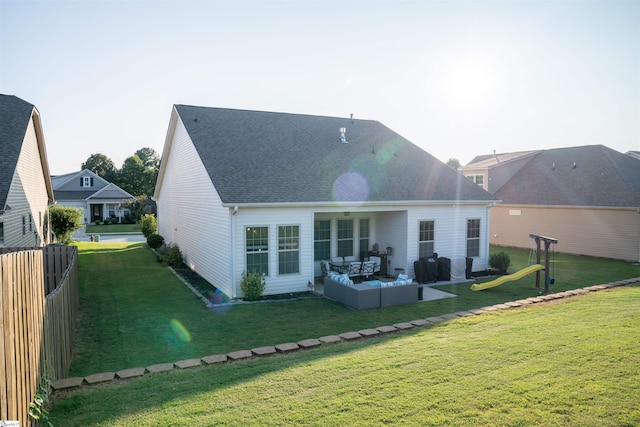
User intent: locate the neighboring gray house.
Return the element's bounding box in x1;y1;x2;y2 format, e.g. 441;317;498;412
465;145;640;262
52;169;133;224
154;105;498;298
0;94;54;247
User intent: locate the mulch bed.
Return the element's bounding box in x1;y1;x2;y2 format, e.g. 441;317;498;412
173;265;315;302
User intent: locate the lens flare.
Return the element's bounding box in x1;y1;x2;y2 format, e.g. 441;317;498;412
170;319;191;342
332;171;370;207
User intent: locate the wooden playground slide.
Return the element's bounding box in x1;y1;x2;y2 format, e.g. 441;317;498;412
470;264;545;291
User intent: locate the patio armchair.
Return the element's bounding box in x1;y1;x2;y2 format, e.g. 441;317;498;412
331;256;346;273
320;260;330;276
369;256;381;275
361;261;376;280
347;261;362;282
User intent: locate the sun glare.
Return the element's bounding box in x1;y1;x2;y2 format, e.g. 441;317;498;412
441;56;497;110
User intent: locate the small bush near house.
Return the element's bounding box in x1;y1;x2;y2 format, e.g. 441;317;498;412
489;252;511;274
240;270;266;301
140;214;158;237
160;244;184;268
49;204;84;244
147;233;164;249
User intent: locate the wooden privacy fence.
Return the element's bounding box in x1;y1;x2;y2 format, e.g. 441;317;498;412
0;246;78;425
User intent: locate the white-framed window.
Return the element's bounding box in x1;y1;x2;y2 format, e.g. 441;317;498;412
81;176;93;187
314;220;330;261
278;225;299;275
246;226;269;276
466;174;484;187
418;220;435;258
359;218;370;258
337;219;354;257
466;219;480;258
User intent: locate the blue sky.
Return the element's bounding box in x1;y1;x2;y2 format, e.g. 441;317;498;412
1;0;638;175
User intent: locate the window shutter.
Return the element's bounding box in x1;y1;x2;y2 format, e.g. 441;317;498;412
80;177;83;187
90;177;94;186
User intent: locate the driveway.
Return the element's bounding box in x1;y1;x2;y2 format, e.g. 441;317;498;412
73;227;146;243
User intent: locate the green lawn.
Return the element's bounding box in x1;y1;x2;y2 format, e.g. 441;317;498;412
49;285;640;426
68;242;640;377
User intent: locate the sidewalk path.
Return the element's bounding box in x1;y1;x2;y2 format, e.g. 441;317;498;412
73;226;146;243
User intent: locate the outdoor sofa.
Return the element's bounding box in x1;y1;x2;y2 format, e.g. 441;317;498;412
323;273;418;310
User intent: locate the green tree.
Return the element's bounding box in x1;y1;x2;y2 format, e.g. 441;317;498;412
49;205;84;244
135;147;160;169
119;155;147;196
81;153;118;183
123;195;153;222
446;158;461;170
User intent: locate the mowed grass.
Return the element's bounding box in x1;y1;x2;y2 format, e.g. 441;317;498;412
69;242;640;377
49;286;640;426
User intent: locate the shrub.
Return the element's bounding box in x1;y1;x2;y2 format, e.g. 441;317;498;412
147;233;164;249
49;205;84;244
162;244;184;268
240;270;266;301
140;214;158;237
489;252;511;274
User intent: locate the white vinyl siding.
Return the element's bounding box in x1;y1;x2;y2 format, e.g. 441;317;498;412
404;205;490;278
156;115;232;296
3;115;50;247
231;207;314;296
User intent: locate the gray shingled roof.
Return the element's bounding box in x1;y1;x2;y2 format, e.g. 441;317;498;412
494;145;640;207
175;105;496;205
0;95;35;210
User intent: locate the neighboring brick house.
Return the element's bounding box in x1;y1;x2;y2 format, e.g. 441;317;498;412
463;145;640;262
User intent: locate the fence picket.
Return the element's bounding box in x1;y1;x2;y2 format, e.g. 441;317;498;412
0;246;78;424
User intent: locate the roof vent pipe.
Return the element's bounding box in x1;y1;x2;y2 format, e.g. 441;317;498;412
340;127;347;143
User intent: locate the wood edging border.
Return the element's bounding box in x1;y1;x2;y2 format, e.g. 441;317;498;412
52;277;640;392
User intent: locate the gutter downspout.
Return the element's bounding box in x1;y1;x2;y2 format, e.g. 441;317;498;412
486;202;495;271
230;205;238;299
